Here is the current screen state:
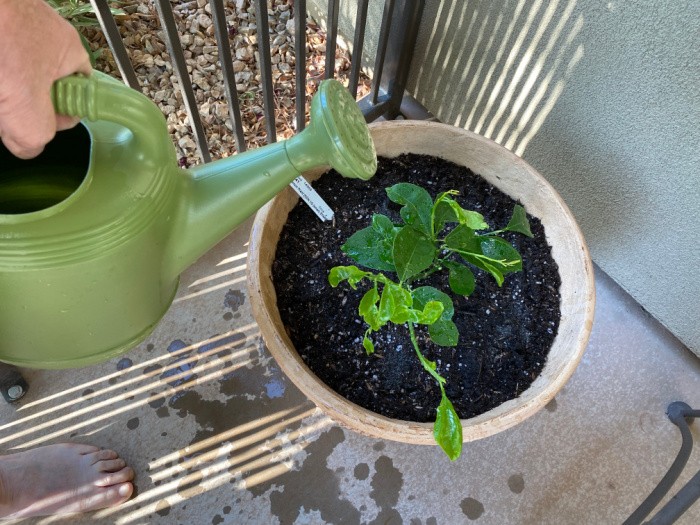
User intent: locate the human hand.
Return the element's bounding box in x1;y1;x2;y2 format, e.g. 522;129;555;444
0;0;92;159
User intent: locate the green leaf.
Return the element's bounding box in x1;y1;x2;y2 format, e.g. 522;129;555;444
379;282;413;324
434;393;463;460
363;331;375;355
359;287;382;331
444;225;481;254
328;266;369;289
445;229;522;286
429;319;459;347
372;213;396;236
504;204;534;238
412;286;455;320
432;191;460;234
386;183;434;237
433;194;488;231
479;237;522;274
342;227;396;272
443;261;476;296
393;227;437;282
457;252;505;286
413;300;444;325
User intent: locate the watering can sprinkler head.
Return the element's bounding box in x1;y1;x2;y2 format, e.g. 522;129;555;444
308;79;377;181
281;78;377;182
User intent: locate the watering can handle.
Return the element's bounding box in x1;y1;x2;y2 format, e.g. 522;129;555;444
51;71;168;154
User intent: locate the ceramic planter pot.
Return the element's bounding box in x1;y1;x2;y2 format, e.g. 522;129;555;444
247;121;595;444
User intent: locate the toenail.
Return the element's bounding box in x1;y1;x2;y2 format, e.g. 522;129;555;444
118;484;131;496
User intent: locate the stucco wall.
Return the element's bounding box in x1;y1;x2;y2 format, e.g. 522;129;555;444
310;0;700;355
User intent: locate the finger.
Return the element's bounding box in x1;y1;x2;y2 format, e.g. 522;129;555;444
56;114;81;131
56;20;93;79
1;87;57;159
2;135;46;159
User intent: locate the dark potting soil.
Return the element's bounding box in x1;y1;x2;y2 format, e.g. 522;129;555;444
272;154;561;422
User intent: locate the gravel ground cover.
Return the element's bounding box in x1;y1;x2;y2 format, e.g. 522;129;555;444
84;0;371;165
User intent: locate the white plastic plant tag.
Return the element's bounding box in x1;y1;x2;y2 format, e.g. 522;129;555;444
290;176;334;221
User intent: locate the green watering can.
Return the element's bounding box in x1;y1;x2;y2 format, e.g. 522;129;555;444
0;71;376;368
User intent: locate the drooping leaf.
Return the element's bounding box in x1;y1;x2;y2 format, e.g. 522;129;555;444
328;265;369;289
386;183;434;237
504;204;533;238
445;229;522;286
479;237;522;274
457;252;505;286
379;282;413;324
393;227;436;282
433;193;488;232
363;331;375;355
358;287;382;330
342;227;396;272
443;261;476;296
429;318;459;347
434;393;463;460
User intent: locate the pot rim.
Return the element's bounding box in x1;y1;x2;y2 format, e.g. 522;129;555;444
248;120;595;444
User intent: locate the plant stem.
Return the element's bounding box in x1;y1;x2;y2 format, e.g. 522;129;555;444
410;259;450;283
407;322;446;388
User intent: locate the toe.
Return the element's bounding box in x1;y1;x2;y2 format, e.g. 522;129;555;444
96;467;135;487
97;458;126;473
89;449;119;464
76;483;133;513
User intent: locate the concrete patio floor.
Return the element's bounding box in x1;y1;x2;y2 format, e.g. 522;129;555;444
1;216;699;525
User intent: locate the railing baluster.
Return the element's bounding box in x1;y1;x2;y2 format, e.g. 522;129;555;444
349;0;369;98
253;0;277;143
153;0;211;163
371;0;395;105
294;0;307;132
89;0;140;90
209;0;247;152
325;0;339;79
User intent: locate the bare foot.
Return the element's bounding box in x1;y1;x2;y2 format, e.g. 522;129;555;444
0;443;134;518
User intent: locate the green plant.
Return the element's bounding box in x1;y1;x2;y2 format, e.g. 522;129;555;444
48;0;125;66
329;182;532;460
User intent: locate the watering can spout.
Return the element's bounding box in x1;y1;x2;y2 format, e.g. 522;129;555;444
163;77;377;280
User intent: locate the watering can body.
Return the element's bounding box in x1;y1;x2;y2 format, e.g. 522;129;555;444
0;72;376;368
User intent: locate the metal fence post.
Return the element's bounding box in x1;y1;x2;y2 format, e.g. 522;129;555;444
359;0;425;121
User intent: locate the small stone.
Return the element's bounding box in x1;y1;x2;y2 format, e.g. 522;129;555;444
178;137;196;150
232;60;246;72
197;14;212;29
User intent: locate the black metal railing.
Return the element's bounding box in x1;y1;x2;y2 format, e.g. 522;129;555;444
89;0;426;163
624;402;700;525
